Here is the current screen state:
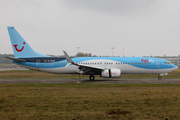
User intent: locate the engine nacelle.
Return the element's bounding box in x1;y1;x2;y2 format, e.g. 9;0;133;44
101;69;121;78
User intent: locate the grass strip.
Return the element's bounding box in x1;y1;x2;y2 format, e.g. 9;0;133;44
0;83;180;119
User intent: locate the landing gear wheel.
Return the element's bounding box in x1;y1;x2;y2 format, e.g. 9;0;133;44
89;75;95;81
158;76;162;80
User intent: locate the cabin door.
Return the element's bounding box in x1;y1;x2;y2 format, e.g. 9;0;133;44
156;60;160;68
36;60;41;68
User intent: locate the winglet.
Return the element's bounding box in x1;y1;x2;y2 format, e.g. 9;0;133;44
63;51;77;67
63;51;73;63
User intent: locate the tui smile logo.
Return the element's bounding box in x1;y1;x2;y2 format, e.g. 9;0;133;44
13;42;25;52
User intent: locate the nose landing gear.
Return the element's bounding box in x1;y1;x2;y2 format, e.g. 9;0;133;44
158;76;162;80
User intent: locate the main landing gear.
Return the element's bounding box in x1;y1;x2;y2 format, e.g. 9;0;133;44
89;75;95;81
158;76;162;80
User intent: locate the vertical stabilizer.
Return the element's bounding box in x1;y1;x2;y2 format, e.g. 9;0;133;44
7;27;50;58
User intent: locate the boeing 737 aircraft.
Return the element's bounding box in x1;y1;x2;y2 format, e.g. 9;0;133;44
6;27;178;80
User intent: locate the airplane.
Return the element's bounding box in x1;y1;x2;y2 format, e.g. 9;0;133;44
6;26;178;80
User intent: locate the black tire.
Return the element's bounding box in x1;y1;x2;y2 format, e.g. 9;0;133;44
89;75;95;81
158;77;162;80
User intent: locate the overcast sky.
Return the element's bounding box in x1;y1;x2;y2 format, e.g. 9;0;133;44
1;0;180;57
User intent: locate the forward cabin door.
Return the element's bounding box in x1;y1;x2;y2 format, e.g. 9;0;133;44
156;60;160;68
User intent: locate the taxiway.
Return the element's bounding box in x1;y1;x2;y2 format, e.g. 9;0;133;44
0;79;180;84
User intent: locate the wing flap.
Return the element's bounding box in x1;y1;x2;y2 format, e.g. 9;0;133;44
78;64;105;71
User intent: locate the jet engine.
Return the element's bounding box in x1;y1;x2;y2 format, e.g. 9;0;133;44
101;69;121;78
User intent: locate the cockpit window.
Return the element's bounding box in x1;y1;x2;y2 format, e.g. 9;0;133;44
165;62;170;64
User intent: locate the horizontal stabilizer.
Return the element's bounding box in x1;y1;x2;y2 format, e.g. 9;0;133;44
5;56;27;62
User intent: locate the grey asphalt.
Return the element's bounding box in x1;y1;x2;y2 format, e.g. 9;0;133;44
0;79;180;84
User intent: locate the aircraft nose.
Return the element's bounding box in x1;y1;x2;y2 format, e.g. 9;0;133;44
176;66;179;69
173;65;178;70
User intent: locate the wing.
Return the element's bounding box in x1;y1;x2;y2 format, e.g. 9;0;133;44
63;51;105;74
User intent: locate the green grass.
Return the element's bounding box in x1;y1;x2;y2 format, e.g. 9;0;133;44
1;84;180;120
0;70;180;79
